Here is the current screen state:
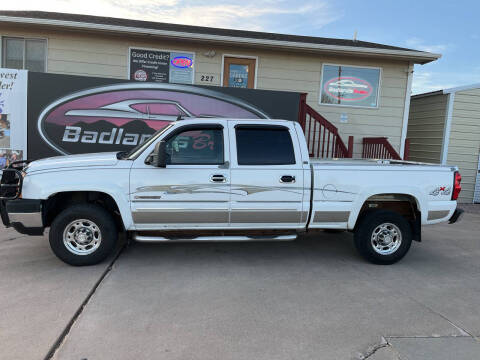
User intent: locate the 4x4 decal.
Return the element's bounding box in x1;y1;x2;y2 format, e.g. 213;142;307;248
430;186;452;196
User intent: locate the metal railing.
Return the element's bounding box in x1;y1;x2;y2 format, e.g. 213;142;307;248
362;137;410;160
298;95;353;158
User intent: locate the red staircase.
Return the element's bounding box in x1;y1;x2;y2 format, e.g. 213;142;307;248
362;137;410;160
297;95;408;160
298;95;353;158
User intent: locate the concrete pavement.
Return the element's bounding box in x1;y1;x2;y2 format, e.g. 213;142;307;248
1;210;480;359
0;227;117;360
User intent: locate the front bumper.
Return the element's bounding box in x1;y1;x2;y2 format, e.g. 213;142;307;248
449;208;464;224
0;199;44;235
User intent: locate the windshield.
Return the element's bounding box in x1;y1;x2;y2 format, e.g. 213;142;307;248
120;124;174;160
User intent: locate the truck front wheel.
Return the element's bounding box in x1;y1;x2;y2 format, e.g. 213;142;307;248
354;210;412;265
49;204;117;266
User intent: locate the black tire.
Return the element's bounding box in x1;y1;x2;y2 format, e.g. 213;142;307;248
354;210;412;265
49;204;117;266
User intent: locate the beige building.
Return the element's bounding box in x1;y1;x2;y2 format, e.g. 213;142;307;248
408;85;480;203
0;11;440;157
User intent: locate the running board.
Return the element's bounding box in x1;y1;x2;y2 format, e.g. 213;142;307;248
133;234;297;243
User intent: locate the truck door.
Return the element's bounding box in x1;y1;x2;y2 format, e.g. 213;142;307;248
229;123;306;229
129;122;230;230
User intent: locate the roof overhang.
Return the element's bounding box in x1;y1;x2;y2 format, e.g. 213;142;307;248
443;83;480;94
0;15;441;64
412;83;480;99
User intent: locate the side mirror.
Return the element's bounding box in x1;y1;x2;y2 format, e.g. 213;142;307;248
154;140;167;168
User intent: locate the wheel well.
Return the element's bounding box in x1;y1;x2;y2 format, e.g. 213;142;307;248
43;191;125;230
355;193;421;241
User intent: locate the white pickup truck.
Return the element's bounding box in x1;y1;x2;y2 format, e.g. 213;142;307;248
0;118;463;266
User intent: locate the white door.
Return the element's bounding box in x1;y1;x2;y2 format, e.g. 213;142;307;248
129;122;230;230
228;122;306;229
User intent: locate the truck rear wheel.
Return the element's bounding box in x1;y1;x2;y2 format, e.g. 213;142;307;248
49;204;117;266
354;210;412;265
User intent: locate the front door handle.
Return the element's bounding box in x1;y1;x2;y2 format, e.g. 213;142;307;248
280;175;296;183
210;174;227;183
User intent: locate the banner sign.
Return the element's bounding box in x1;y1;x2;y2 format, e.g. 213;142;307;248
27;72;302;159
320;65;380;108
0;68;28;164
129;48;194;84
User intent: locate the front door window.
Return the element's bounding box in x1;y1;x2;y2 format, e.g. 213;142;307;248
223;57;256;89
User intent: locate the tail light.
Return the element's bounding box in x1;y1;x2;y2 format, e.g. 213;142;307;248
452;171;462;200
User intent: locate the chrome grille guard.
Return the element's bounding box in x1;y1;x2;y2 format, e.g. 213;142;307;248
0;160;30;200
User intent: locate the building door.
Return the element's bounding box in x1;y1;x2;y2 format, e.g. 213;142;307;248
223;57;256;88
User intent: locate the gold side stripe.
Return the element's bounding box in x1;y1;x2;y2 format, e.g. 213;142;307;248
313;211;350;223
231;211;301;223
133;211;228;224
427;210;450;221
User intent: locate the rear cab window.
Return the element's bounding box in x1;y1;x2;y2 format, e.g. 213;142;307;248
234;125;296;165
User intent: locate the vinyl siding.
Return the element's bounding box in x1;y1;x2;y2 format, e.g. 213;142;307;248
447;88;480;203
1;24;409;158
407;93;447;163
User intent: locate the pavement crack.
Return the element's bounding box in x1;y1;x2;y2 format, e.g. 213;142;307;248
387;335;472;339
403;296;476;339
354;337;389;359
43;242;127;360
1;234;28;242
349;262;477;341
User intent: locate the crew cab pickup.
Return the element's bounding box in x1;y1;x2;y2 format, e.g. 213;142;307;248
0;118;463;266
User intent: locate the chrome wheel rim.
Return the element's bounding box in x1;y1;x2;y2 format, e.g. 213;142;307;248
63;219;102;255
371;222;402;255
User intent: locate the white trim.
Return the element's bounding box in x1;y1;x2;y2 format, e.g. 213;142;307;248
474;152;480;204
443;83;480;94
221;54;258;89
440;92;455;165
400;62;414;158
318;63;382;109
1;35;48;72
127;46;195;84
0;15;441;63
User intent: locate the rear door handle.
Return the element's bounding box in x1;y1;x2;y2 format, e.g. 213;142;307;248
210;174;227;183
280;175;295;183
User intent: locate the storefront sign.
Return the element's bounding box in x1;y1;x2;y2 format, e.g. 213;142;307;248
171;56;193;68
36;84;270;155
169;52;194;84
129;48;194;84
320;65;380;108
0;68;27;163
27;72;303;159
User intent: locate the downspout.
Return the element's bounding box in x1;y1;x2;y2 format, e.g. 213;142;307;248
440;91;455;165
400;62;414;158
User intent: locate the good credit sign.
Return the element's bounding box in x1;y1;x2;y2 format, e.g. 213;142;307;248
129;48;194;84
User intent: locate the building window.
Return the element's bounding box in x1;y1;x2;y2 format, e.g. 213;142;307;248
2;37;47;72
320;64;381;108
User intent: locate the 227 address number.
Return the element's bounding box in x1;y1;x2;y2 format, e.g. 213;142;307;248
200;75;215;82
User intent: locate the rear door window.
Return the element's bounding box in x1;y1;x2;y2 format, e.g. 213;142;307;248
235;126;295;165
